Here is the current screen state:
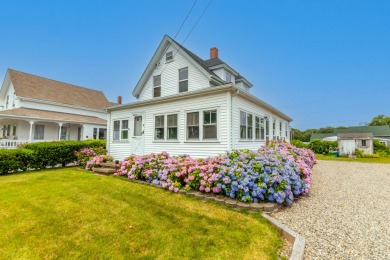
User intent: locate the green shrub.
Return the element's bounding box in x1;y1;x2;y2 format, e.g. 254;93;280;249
22;140;106;169
0;149;35;175
309;139;337;154
355;149;364;158
373;139;390;156
291;140;309;148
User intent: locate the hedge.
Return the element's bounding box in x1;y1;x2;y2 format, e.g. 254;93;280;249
0;140;106;174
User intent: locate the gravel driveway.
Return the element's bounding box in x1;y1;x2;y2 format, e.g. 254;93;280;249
271;160;390;259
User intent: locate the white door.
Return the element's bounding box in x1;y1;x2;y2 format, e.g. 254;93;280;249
131;114;144;155
340;140;355;156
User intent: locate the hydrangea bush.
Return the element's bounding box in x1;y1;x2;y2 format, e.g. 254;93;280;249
74;147;113;170
116;142;316;205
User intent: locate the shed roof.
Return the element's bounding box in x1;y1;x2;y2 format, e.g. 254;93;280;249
334;125;390;136
338;133;373;140
8;69;114;110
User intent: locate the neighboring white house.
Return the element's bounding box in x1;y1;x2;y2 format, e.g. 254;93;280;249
107;35;292;159
338;133;374;156
0;69;116;148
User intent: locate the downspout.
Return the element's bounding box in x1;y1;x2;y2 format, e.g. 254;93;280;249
230;88;239;151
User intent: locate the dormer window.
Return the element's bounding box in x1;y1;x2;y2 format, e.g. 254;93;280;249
179;67;188;92
166;51;173;62
6;95;9;109
226;72;232;83
153;75;161;98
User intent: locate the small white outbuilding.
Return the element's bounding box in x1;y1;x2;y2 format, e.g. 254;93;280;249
338;133;374;156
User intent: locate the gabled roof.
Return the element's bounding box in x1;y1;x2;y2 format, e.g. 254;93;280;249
132;35;252;97
0;108;106;124
7;69;114;110
334;125;390;136
310;133;335;140
338;133;373;140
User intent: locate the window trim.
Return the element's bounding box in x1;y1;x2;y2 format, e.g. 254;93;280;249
166;51;173;62
153;113;179;141
113;119;129;141
153;75;161;98
185;108;219;141
178;67;189;93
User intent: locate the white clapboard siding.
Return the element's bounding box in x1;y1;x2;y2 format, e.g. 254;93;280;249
109;91;230;160
138;45;210;101
232;95;289;151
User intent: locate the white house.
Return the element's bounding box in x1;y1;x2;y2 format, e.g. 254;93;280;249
107;35;292;159
0;69;116;148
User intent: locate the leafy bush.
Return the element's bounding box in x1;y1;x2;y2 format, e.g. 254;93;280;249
291;140;309;148
0;149;35;175
309;139;337;154
116;142;316;205
22;140;106;169
75;147;108;168
373;139;390;156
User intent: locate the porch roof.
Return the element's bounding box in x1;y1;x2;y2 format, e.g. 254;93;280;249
0;108;106;125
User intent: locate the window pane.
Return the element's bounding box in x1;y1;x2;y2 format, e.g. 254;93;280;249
240;111;246;126
211;111;217;123
155;115;164;128
155;127;164;140
61;127;68;140
204;125;217;139
154;86;161;97
99;128;107;139
179;67;188;80
179;80;188;92
247;114;253;125
121;130;128;140
240;126;246;139
261;118;265;140
113;131;119;140
266;119;269;135
134;116;142;136
114;121;120;131
167;114;177;127
168;127;177;140
122;120;128;129
226;72;231;83
12;125;16;136
187;112;199;126
204;111;210;124
187;126;199;139
153;75;161;86
166;51;173;61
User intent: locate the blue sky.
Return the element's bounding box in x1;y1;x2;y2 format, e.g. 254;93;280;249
0;0;389;130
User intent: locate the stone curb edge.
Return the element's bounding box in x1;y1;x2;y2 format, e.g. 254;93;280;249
261;213;305;260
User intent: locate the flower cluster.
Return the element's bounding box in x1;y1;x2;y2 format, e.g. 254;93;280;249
74;147;113;170
84;154;114;170
116;142;316;205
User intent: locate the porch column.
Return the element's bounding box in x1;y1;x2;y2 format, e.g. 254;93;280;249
28;120;34;141
58;122;63;140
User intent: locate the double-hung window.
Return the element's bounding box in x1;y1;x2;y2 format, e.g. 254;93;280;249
187;112;199;139
255;116;260;140
279;122;283;138
179;67;188;92
34;125;44;140
226;72;232;83
240;111;254;140
261;118;265;140
203;110;217;139
154;114;178;141
153;75;161;98
166;51;173;62
265;118;269;137
113;120;129;140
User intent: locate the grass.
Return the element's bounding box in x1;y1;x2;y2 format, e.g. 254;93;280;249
0;168;283;259
316;154;390;164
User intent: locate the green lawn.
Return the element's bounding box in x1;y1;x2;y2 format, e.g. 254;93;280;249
316;154;390;164
0;168;283;259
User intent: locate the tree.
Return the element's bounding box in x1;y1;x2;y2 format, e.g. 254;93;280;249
368;115;390;127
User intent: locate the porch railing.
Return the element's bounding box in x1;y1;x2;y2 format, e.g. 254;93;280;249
0;140;53;149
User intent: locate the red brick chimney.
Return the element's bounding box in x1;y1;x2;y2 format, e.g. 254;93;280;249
210;47;218;59
117;96;122;104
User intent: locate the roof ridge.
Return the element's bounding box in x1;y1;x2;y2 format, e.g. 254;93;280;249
7;68;106;95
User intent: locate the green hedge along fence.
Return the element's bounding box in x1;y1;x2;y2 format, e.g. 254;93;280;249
0;140;106;175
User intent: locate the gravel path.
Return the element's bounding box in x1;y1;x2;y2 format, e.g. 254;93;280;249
271;160;390;259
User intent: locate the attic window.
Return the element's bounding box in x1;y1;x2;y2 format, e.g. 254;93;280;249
226;72;232;83
179;67;188;92
153;75;161;98
166;51;173;62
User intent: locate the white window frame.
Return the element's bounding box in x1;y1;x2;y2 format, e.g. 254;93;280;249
153;75;161;98
34;124;45;140
113;119;129;141
166;51;173;62
154;113;179;141
240;110;254;140
226;72;232;83
203;110;217;140
178;67;188;93
185;108;219;142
